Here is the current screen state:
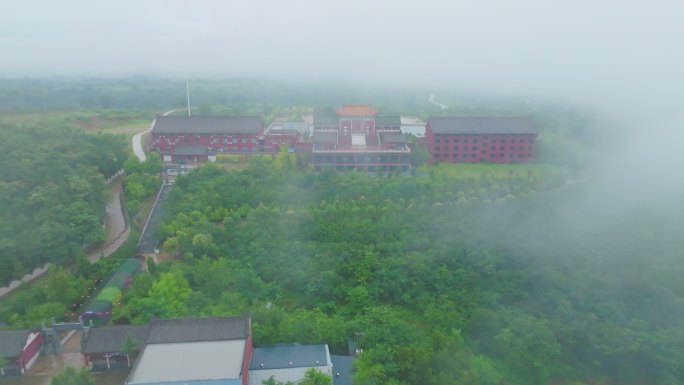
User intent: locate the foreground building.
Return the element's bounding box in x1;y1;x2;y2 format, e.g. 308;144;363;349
425;117;539;163
126;316;252;385
248;344;332;385
312;105;411;172
0;330;43;376
151;116;264;162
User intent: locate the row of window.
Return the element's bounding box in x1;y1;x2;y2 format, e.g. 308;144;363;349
212;138;258;144
435;146;533;152
434;153;532;159
434;138;533;144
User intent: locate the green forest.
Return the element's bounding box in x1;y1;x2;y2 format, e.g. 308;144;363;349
0;124;128;284
103;158;684;385
1;78;682;385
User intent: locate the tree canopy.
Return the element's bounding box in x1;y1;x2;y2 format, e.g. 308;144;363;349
0;125;127;284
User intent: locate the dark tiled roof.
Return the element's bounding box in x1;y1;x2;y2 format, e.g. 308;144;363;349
0;330;30;357
152;116;263;134
379;132;407;143
249;344;330;370
82;325;149;354
428;117;538;135
173;145;209;156
313;131;338;144
146;316;250;344
330;355;353;385
375;115;401;126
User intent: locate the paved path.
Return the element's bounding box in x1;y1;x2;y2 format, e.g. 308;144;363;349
429;93;449;110
137;184;172;254
133;109;186;162
87;177;129;263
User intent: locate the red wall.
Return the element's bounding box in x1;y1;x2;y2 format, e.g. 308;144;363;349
18;332;42;372
425;128;538;164
264;132;299;152
241;321;253;385
153;133;261;153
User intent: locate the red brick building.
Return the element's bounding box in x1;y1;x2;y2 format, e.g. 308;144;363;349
151;116;264;162
312;105;411;172
425;117;539;163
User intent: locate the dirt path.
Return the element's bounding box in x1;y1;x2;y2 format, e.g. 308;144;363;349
87;177;129;263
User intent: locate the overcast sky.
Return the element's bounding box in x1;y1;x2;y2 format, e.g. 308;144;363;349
3;1;682;102
2;0;683;223
2;1;684;122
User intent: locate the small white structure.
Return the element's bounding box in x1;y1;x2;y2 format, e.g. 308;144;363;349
248;344;332;385
400;116;426;137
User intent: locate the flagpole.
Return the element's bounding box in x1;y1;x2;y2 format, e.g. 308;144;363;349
186;79;191;117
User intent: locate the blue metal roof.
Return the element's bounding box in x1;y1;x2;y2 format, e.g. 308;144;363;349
249;344;330;370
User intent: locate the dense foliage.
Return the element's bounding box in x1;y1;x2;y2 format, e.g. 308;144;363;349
0;236;139;328
50;367;95;385
111;159;684;384
0;125;127;284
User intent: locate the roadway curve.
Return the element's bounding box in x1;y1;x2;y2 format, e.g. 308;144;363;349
132;109;187;162
0;109;179;299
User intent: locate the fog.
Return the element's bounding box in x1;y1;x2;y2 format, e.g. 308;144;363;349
3;0;684;212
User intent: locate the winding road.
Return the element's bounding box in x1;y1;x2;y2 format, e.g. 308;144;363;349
0;109;179;299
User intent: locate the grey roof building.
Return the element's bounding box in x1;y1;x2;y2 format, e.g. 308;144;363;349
0;330;32;358
82;324;149;355
330;355;353;385
152;116;263;135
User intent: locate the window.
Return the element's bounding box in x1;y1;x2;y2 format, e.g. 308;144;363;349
462;153;468;158
519;146;524;150
444;139;450;143
482;150;487;154
464;139;469;143
472;146;477;150
520;139;525;143
223;138;228;143
455;139;460;143
509;146;515;150
473;139;478;143
490;146;495;150
499;154;504;158
454;146;459;151
471;153;477;158
434;146;440;151
453;153;458;158
436;139;441;143
434;153;440;158
500;146;505;150
501;139;506;143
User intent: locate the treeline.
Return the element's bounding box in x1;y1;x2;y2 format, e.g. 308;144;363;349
111;160;684;384
0;125;128;284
